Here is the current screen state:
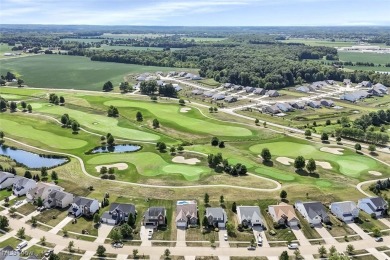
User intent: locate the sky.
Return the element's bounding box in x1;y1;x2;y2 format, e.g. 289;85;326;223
1;0;390;26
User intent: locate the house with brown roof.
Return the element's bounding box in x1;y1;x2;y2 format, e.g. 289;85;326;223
175;200;198;228
268;203;299;227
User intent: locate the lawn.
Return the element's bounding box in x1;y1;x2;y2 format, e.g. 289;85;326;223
0;189;12;201
63;216;98;236
0;55;183;91
339;52;390;65
26;245;47;257
57;252;82;260
0;237;22;248
16;203;36;216
34;207;70;227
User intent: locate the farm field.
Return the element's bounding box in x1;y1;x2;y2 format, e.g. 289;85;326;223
339;51;390;65
0;55;182;91
344;65;390;72
279;38;360;47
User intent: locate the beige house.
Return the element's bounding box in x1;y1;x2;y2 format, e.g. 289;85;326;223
26;182;62;203
268;203;299;227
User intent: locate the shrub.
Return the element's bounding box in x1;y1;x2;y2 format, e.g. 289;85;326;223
108;175;116;180
269;230;277;236
214;228;219;232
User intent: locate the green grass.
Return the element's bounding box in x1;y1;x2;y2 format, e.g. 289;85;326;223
25;245;47;257
339;52;390;65
34;208;71;227
16;203;36;216
279;39;360;47
63;216;98;236
57;252;82;260
181;37;227;42
0;189;12;201
0;237;22;248
344;65;390;72
0;55;184;91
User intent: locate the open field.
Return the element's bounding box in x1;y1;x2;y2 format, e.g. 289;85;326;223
279;38;387;48
339;52;390;65
344;65;390;72
181;37;227;42
0;55;182;91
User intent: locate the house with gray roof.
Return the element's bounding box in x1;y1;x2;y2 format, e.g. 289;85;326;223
253;88;266;95
225;96;237;103
44;190;74;209
203;91;216;98
205;207;227;228
276;103;293;112
12;177;36;197
68;196;99;218
343;79;351;85
262;105;280;114
236;206;264;227
191;89;204;95
172;83;182;92
295;201;330;225
190;75;202;80
361;81;372;88
267;90;280;97
0;246;19;260
320;99;334;107
245;86;255;93
370;83;388;96
330;201;359;222
176;200;198;228
233;85;243;91
178;72;187;77
0;171;18;190
296;86;310;93
326;80;334;85
26;182;62;203
307;101;321;108
156;80;164;86
310;81;325;89
358;197;388;217
222;83;234;89
212;93;225;101
185;73;194;79
101;203;136;225
143;207;166;227
290;101;306;109
340;90;371;102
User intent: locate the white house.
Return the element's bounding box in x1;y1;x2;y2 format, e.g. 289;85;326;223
295;201;330;225
13;177;37;197
358;197;388;217
44;190;74;209
330;201;359;222
26;182;62;203
236;206;264;227
68;196;99;218
0;171;18;190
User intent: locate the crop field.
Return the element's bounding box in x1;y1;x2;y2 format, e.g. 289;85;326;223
339;51;390;65
0;55;181;91
279;38;360;47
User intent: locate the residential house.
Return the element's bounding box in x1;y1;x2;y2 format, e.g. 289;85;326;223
267;90;280;97
361;81;372;88
222;83;233;89
340;90;371;102
143;207;167;227
368;88;384;97
268;203;300;227
205;207;227;228
308;85;317;92
245;86;255;93
172;83;182;92
295;86;310;93
0;246;20;260
320;99;334;107
211;93;225;100
371;83;388;95
330;201;359;222
233;85;243;91
68;196;99;218
358;197;388;217
343;79;351;85
203;91;216;98
12;177;36;197
236;206;264;227
225;96;237;103
178;72;187;77
26;182;62;203
295;201;330;225
307;101;321;108
326;80;334;85
310;81;325;89
290;101;306;109
136;76;146;81
156;80;164;86
262;105;280;114
185;73;194;79
101;203;136;225
276;103;293;112
190;75;202;80
191;89;203;95
175;200;198;228
168;71;177;77
0;171;18;190
44;190;74;209
253;88;266;95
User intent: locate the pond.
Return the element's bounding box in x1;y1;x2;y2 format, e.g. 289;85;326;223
0;145;68;169
89;144;141;154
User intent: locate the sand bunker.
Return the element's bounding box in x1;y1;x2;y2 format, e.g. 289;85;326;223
180;107;191;113
315;161;332;170
276;157;294;165
172;156;200;165
320;147;344;155
369;171;382;176
95;163;128;172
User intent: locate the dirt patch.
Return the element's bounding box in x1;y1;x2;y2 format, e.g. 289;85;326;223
276;157;294;166
315;161;332;170
172;156;200;165
320;147;344;155
180;107;191;113
369;171;382;176
95;163;128;172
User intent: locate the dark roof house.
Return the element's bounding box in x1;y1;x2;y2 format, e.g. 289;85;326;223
143;207;166;227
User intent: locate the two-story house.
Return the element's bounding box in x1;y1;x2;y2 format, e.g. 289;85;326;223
330;201;359;222
68;196;99;218
205;207;227;228
101;203;136;225
13;177;37;197
44;190;74;209
143;207;166;227
358;197;388;217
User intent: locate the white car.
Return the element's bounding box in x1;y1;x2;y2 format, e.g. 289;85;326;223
224;234;228;241
257;234;263;246
147;230;153;240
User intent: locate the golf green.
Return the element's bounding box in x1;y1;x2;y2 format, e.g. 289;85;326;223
104;100;252;137
35;104;160;141
0;117;88;149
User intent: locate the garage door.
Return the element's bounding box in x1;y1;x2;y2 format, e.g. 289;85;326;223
218;222;225;228
177;221;187;228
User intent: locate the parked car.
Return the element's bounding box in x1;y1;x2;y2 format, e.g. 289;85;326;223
375;237;383;242
247;246;256;250
224;234;228;241
112;242;123;248
16;241;28;251
44;249;54;257
148;230;153;240
257;234;263;246
288;243;299;249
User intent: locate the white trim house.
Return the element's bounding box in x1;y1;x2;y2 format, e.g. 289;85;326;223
0;171;18;190
358;197;388;217
12;177;37;197
68;196;99;218
330;201;359;222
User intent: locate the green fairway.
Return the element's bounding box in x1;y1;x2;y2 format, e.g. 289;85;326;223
0;117;88;149
35;103;161;141
339;52;390;65
86;152;209;181
104;100;252;137
0;94;26;100
0;55;182;91
254;167;295;181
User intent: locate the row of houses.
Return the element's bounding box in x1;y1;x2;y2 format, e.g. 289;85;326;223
168;71;202;80
196;91;238;103
340;83;388;102
262;99;334;115
221;83;280;97
295;81;330;93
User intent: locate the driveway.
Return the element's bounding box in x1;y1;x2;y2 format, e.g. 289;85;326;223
291;226;310;246
218;228;229;247
176;227;186;247
347;222;371;240
49;216;73;234
379;218;390;229
252;225;269;248
140;226;152;247
95;224;114;243
314;226;337;244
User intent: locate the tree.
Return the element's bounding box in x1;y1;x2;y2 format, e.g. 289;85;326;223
0;216;9;230
59;96;65;104
93;214;100;225
304;129;311;138
204;193;209;205
17;78;24;87
120;223;133;238
20;101;27;110
153;118;160;128
336;136;341;142
24;170;32;179
355;143;361;152
41;167;48;178
306;158;316;174
110;228;123;242
329;245;337;256
27;104;32;113
255;118;259;124
0;99;7;111
293;249;301;259
368;144;376;153
202;215;209;227
31;216;38;227
318;245;327;258
100;166;108;175
119;82;130;93
346;244;354;255
61;114;69;126
17;227;25;239
232;202;237;213
0;131;4;139
219;195;224;205
263;121;267;128
10;101;17;112
213;107;218;112
294;156;306;170
280;190;287;200
170;146;176;154
178;145;184;153
51;171;58;181
37;197;43;207
179;99;185;105
108;168;115;174
136;111;143;121
133;249;138;259
321;132;329;141
372;227;381;237
260;148;271;162
158;142;166;152
226;222;235;236
103;81;113;92
211;137;219;146
279;251;289;260
107;134;115;146
71;121;79;133
164;249;171;259
96;245;106;257
9;207;16;217
127;213;135;226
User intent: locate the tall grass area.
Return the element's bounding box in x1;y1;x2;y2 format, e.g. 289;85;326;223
339;52;390;65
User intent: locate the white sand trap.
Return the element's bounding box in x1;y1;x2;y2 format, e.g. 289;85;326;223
172;156;200;165
276;157;294;165
369;171;382;176
95;163;128;172
315;161;332;170
180;107;191;113
320;147;344;155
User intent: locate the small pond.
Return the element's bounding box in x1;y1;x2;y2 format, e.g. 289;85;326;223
89;144;141;154
0;145;68;168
